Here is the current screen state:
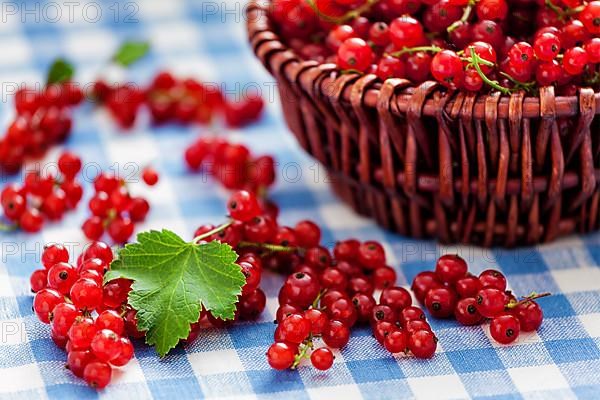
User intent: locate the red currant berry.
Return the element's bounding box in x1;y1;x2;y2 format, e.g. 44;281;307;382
47;262;77;295
389;15;425;49
67;350;95;378
337;38;373;72
33;288;63;323
82;216;104;241
352;293;376;323
373;321;397;344
58;151;82;179
380;286;412;312
455;274;483;298
511;300;543;332
322;320;350;349
399;306;426;326
279;314;311;344
110;337;134;367
238;288;267;320
294;220;321;248
320;268;348;291
103;278;132;309
70;278;103;311
490;314;520;344
425;287;458;318
584;38;600;63
30;269;48;292
411;271;443;303
227;190;261;222
435;254;468;284
454;297;484;326
20;208;44;233
83;241;113;265
107;216;134;243
83;361;112;389
42;243;69;269
405;319;432;335
283;272;320;308
266;342;295;370
304;308;329;335
141;166;159;186
91;329;122;362
534;32;561;61
50;302;81;336
358;241;386;269
373;266;397;289
68;316;97;350
326;24;356;51
327;297;358;327
562;46;589;75
408;330;437;358
476;288;507;318
580;1;600;35
333;239;360;261
96;310;125;335
370;304;396;325
384;329;408;353
478;269;507;291
311;347;334;370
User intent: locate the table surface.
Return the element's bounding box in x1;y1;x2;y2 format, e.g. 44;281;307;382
1;1;600;399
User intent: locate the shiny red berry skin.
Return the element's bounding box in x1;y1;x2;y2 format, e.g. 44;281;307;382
370;304;396;325
425;287;458;318
294;220;321;248
399;306;426;326
279;314;311;344
30;269;48;292
304;246;332;270
70;278;103;311
67;350;95;378
535;61;562;86
283;272;320;308
110;337;134;367
47;262;77;295
83;361;112;389
238;288;267;320
373;266;397;289
20;208;44;233
412;271;443;303
326;24;356;51
534;32;561;61
431;50;464;89
304;308;329;335
311;347;334;370
337;38;373;72
323;320;350;349
96;310;125;335
373;321;396;344
405;319;432;334
227;190;261;222
478;269;507;291
68;316;98;350
476;288;507;318
352;293;376;323
82;217;104;241
266;342;295;370
408;330;437;358
328;297;358;327
455;298;484;326
511;301;543;332
141;166;159;186
107;216;134;244
320;268;348;291
90;329;122;363
384;329;408;353
455;275;483;298
42;244;70;269
58;151;82;179
390;15;425;49
333;239;360;261
476;0;508;21
490;314;520;344
82;241;113;265
580;1;600;35
562;47;589;75
357;241;386;270
435;255;468;284
380;286;412;312
50;302;81;336
584;38;600;63
33;288;64;323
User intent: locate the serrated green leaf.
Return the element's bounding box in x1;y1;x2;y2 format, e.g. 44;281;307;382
105;229;244;357
46;58;74;85
112;41;150;67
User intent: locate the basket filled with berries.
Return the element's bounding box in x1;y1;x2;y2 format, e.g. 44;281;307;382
247;0;600;246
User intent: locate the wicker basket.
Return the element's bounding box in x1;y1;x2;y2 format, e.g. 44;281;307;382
247;1;600;247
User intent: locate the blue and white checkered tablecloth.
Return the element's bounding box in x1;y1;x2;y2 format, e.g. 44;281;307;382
1;1;600;399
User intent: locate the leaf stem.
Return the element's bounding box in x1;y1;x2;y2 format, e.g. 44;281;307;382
447;2;474;33
192;220;233;244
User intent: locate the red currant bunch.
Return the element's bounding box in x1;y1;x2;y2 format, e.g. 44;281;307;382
31;242;136;389
0;82;82;174
81;171;153;244
184;137;276;192
412;254;548;345
0;151;84;233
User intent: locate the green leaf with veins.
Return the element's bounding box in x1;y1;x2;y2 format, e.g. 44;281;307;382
104;229;244;357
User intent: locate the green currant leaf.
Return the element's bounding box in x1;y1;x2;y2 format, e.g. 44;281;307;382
46;58;75;85
104;229;244;357
112;41;150;67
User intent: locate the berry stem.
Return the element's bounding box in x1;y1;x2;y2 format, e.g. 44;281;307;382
192;220;233;244
291;338;314;369
506;292;552;309
447;1;475;33
468;47;512;95
311;289;326;309
498;72;536;93
388;45;442;58
305;0;380;25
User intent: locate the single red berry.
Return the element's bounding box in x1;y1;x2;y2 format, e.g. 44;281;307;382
141;166;159;186
455;297;484;326
584;38;600;63
322;320;350;349
83;361;112;389
96;310;125;335
70;278;103;311
33;288;63;323
327;297;358;327
490;314;520;344
294;220;321;247
408;330;437;358
67;350;95;378
304;308;329;335
405;319;432;335
82;241;113;265
82;216;104;240
389;15;425;49
431;50;464;89
47;262;78;295
110;337;134;367
358;241;386;269
380;286;412;312
68;316;97;350
58;151;82;179
283;272;320;308
50;302;81;336
536;60;562;86
20;208;44;233
279;314;311;344
562;46;589;75
370;304;396;325
580;1;600;35
476;288;507;318
227;190;261;222
30;269;48;292
534;32;561;61
311;347;334;370
320;268;348;291
399;306;426;326
384;329;408;353
352;293;376;323
373;266;397;289
435;254;468;284
425;287;458;318
91;329;122;362
42;243;69;269
337;38;373;72
333;239;360;261
478;269;507;291
411;271;443;303
511;300;543;332
476;0;508;21
107;216;134;243
373;321;397;344
326;24;356;51
266;342;295;370
455;275;483;298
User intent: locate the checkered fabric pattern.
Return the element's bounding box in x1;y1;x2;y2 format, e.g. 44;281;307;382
1;1;600;399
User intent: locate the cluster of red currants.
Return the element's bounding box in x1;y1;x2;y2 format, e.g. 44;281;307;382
30;242;135;389
271;0;600;94
0;83;82;173
81;171;156;243
93;71;264;129
185;137;276;192
0;151;84;232
412;254;546;344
